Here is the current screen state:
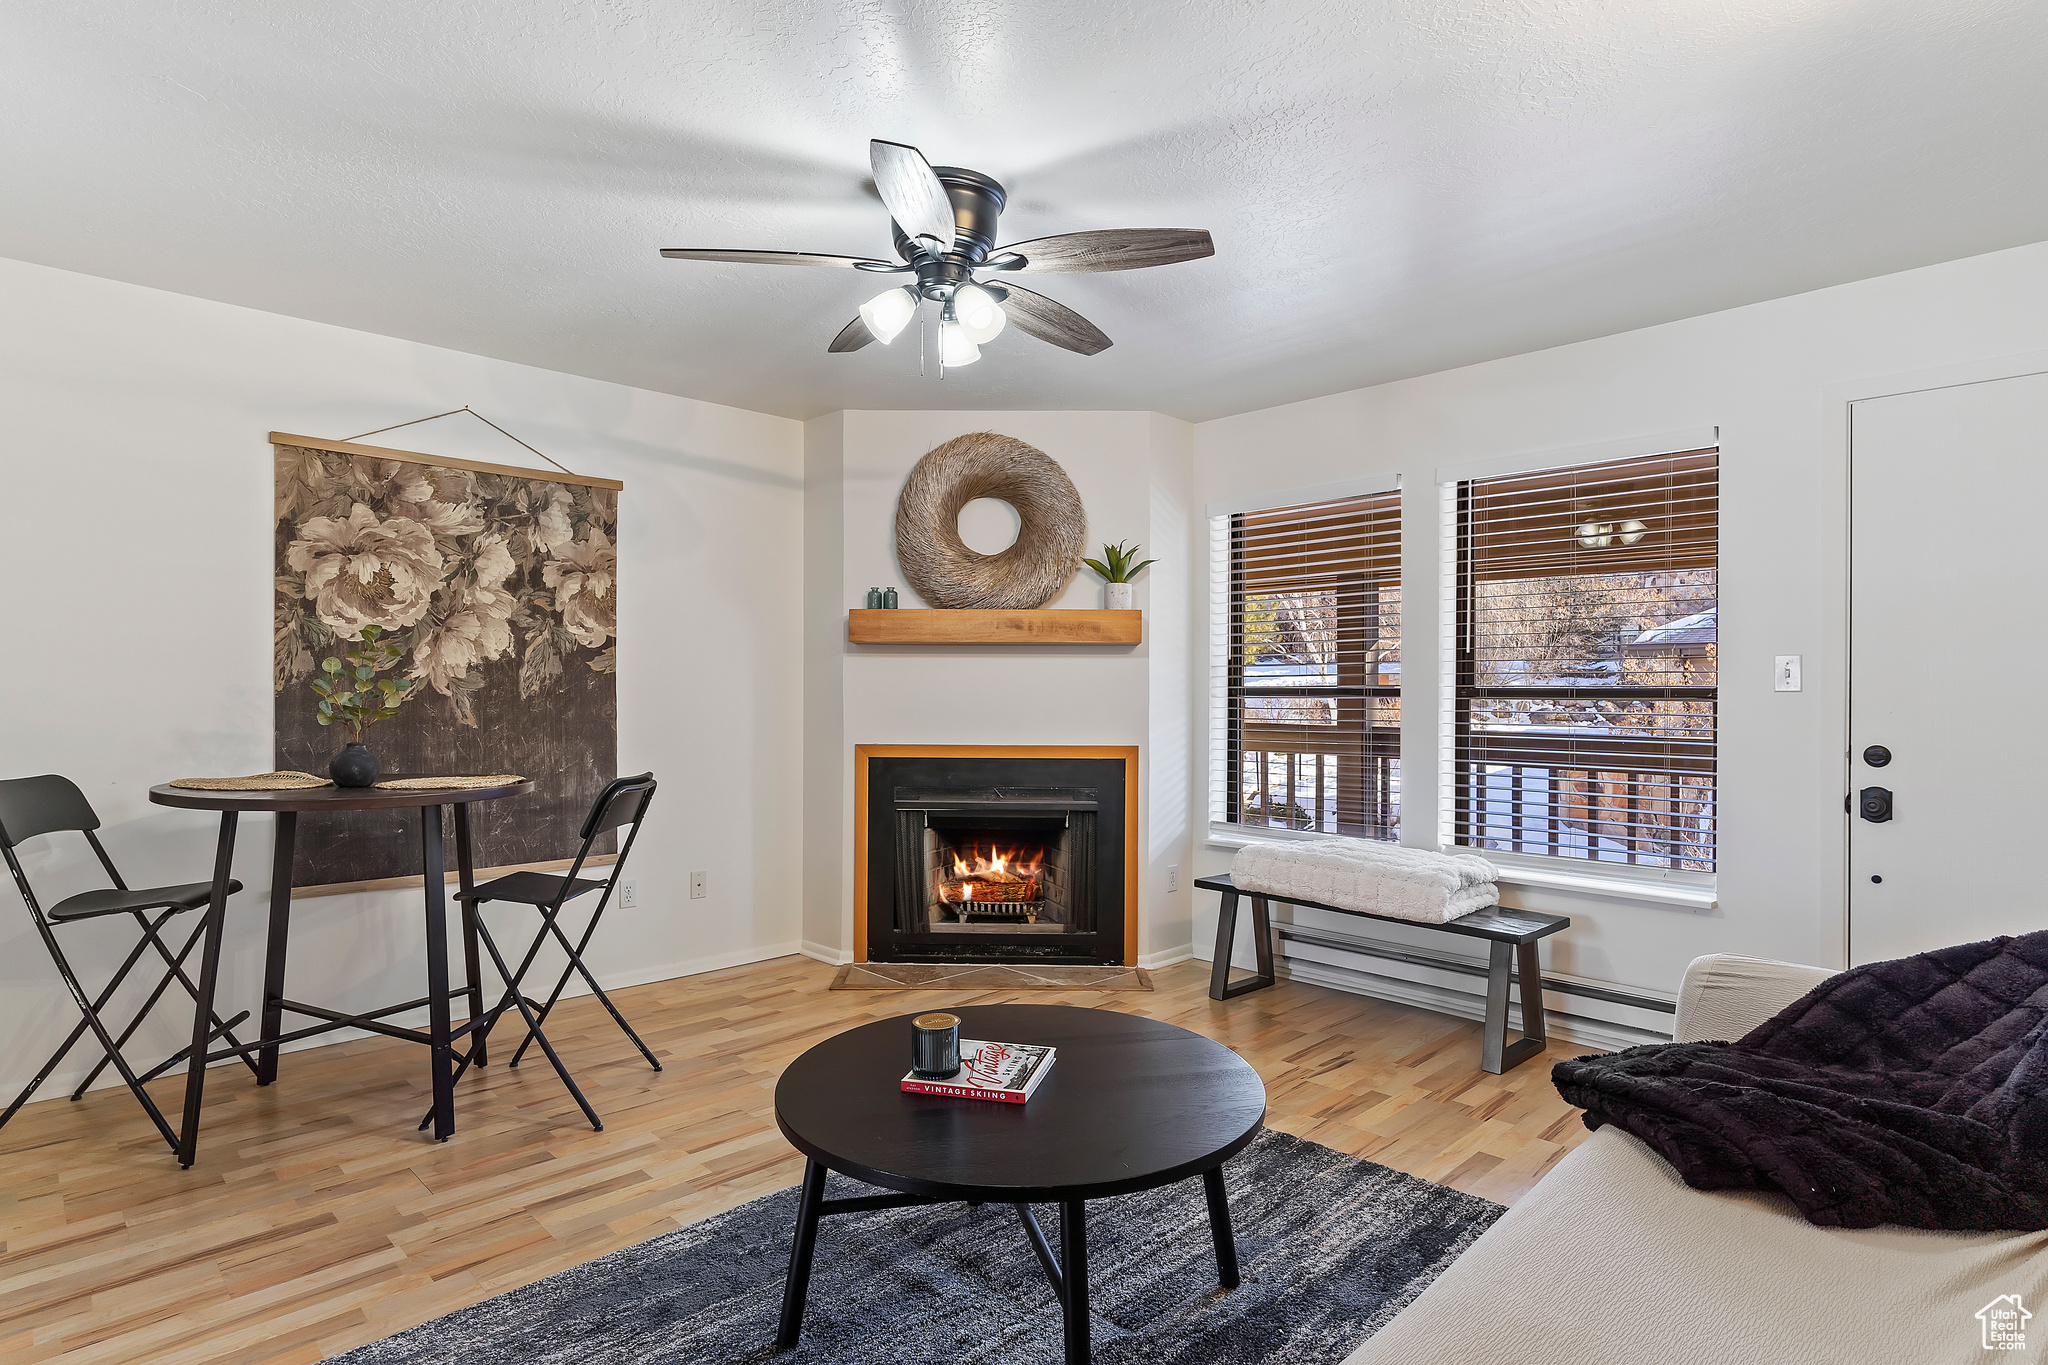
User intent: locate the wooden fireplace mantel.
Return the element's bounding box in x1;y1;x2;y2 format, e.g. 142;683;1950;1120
847;609;1141;645
853;745;1140;965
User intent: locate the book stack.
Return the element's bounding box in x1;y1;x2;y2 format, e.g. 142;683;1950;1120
901;1038;1056;1104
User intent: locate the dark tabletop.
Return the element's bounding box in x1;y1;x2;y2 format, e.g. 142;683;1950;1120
774;1004;1267;1203
147;777;531;812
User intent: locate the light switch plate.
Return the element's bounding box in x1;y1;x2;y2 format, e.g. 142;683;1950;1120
1167;863;1179;892
1774;655;1802;691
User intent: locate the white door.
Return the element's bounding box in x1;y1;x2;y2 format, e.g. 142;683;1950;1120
1849;370;2048;964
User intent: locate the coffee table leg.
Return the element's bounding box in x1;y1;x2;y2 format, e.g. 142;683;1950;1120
1203;1166;1240;1289
776;1159;828;1351
1061;1198;1089;1364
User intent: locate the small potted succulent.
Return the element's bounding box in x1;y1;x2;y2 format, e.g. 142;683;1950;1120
312;625;421;786
1082;540;1155;610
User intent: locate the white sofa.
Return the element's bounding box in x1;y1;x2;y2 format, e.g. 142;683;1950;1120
1345;954;2048;1365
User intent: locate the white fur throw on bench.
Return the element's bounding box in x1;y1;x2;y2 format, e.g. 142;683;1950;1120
1230;838;1501;924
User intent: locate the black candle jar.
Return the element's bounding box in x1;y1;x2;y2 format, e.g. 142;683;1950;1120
909;1012;962;1079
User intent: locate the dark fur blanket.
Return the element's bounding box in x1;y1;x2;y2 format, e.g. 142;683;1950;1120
1552;931;2048;1230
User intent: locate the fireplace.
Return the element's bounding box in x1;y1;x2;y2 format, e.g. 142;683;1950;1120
859;747;1135;965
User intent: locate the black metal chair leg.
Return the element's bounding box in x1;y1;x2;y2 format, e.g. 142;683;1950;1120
75;910;261;1099
489;902;569;1069
528;912;660;1070
1203;1166;1240;1289
470;916;603;1131
506;901;658;1073
22;910;181;1152
70;911;201;1099
2;912;168;1122
776;1159;828;1351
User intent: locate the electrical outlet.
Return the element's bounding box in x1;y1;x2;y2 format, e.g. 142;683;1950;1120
619;882;637;909
1775;655;1802;692
1167;863;1179;892
690;870;707;900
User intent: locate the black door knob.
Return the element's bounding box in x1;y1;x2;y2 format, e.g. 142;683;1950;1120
1859;787;1893;823
1863;745;1892;767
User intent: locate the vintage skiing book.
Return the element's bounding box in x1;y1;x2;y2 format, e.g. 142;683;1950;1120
900;1038;1056;1104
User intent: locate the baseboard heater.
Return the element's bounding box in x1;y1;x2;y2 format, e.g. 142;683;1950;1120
1274;923;1676;1016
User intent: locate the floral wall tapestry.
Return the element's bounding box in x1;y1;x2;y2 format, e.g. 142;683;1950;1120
273;439;618;889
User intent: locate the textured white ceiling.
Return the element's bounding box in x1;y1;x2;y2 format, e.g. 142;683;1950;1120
4;1;2046;420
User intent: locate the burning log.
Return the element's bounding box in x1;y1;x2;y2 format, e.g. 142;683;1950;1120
935;843;1043;905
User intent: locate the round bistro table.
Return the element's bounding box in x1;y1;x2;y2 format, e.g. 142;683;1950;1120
147;778;530;1167
772;1003;1267;1364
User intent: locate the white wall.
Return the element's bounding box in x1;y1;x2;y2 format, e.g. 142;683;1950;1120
802;410;1198;966
0;256;806;1101
1193;239;2048;1020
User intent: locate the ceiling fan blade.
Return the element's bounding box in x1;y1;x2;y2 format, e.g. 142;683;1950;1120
660;248;893;268
992;228;1214;274
999;284;1112;355
869;139;958;251
828;315;876;353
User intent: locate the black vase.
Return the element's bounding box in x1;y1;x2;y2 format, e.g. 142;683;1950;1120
329;741;381;788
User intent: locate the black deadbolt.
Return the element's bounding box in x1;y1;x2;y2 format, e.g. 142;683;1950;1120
1863;745;1892;768
1859;786;1893;823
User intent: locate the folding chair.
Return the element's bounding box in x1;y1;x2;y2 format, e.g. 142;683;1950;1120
0;774;259;1152
425;772;659;1133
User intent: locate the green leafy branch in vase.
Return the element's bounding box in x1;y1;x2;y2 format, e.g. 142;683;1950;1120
1082;540;1155;583
312;626;421;743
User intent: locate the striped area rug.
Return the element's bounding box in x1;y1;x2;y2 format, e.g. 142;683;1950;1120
328;1128;1501;1365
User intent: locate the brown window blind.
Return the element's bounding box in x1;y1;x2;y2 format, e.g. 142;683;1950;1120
1451;447;1717;871
1224;489;1401;838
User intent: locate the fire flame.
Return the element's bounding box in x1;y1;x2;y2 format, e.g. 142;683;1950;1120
936;843;1044;904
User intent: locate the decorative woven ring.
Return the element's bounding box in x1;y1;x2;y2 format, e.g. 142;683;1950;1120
893;432;1086;609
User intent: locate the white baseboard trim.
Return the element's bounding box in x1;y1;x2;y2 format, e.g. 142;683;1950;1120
798;940;853;966
1138;946;1195;970
14;938;808;1104
1271;953;1669;1052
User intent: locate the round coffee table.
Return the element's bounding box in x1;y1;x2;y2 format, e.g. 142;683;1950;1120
773;1003;1267;1363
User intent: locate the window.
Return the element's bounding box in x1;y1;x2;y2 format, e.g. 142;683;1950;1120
1449;448;1717;871
1217;488;1401;838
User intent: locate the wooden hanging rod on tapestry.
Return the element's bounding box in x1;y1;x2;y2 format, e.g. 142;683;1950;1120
269;431;625;492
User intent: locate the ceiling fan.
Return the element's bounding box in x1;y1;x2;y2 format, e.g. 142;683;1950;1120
660;139;1214;368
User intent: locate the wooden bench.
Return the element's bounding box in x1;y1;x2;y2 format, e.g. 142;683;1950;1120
1196;873;1571;1074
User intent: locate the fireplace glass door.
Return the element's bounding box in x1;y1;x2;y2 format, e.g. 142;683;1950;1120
866;756;1126;964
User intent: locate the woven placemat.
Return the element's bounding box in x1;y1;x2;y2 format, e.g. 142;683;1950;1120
372;774;525;791
168;771;333;791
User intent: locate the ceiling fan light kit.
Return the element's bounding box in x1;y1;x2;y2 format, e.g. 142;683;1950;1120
938;321;981;367
661;139;1214;370
859;285;919;345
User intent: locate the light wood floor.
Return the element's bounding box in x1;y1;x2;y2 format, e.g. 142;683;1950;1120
0;955;1597;1364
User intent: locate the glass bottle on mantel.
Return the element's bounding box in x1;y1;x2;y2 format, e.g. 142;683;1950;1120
882;587;899;609
866;588;883;609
